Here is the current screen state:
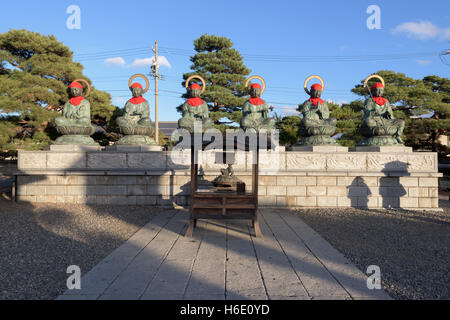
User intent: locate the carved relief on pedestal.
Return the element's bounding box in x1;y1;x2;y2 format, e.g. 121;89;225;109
407;154;436;172
127;152;167;169
366;153;437;172
286;153;326;170
327;154;366;171
257;151;285;171
367;154;407;172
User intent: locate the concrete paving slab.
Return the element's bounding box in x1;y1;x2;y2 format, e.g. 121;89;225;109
183;221;227;297
99;212;186;299
140;221;207;299
226;220;267;298
251;215;309;299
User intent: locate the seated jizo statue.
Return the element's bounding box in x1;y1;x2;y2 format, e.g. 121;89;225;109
296;76;337;145
240;76;275;132
116;74;156;145
54;79;98;145
358;75;405;146
178;75;213;133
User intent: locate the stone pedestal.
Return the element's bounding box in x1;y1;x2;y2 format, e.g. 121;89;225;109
49;145;103;152
116;135;157;146
15;148;442;210
290;145;348;152
105;145;163;152
353;146;413;153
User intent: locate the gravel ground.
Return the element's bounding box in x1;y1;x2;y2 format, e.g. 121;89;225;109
0;199;159;300
293;200;450;300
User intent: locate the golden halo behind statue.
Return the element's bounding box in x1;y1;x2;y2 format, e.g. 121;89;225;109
185;75;206;94
72;79;91;98
364;74;385;91
245;76;266;95
128;74;150;94
304;75;324;95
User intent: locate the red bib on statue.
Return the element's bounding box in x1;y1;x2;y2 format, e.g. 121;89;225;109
249;97;264;105
309;98;324;107
187;97;204;107
69;96;84;106
373;97;387;106
129;96;146;104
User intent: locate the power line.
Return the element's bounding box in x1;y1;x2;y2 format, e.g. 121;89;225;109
76;50;154;62
72;44;439;63
75;46;151;57
159;45;438;62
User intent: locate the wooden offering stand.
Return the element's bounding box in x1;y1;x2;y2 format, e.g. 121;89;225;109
185;134;268;238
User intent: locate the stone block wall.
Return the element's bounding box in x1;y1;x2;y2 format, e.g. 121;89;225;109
15;150;442;210
257;175;439;209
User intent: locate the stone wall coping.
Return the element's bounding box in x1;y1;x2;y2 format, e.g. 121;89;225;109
14;170;443;178
17;150;440;175
18;150;439;154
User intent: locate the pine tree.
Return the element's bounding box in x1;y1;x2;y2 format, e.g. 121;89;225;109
331;101;363;147
276;115;302;145
180;34;251;131
0;29;117;151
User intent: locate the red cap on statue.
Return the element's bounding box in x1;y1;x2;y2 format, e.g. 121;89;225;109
190;83;201;90
371;82;384;90
69;81;83;89
311;83;323;91
131;83;143;89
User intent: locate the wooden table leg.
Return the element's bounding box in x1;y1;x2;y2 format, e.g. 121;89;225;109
185;219;194;237
253;218;262;238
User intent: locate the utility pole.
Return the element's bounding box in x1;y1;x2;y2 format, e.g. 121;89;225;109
152;40;160;144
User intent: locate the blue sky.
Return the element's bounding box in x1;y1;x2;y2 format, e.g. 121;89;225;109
1;0;449;121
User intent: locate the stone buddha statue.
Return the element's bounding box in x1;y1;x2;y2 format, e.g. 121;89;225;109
178;75;213;133
116;74;156;145
358;75;405;146
296;76;337;145
240;76;275;132
54;80;97;145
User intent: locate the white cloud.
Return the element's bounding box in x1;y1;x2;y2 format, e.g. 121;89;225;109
416;59;431;65
274;105;300;116
112;97;127;106
104;57;126;66
392;21;450;40
131;56;171;68
326;99;348;105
